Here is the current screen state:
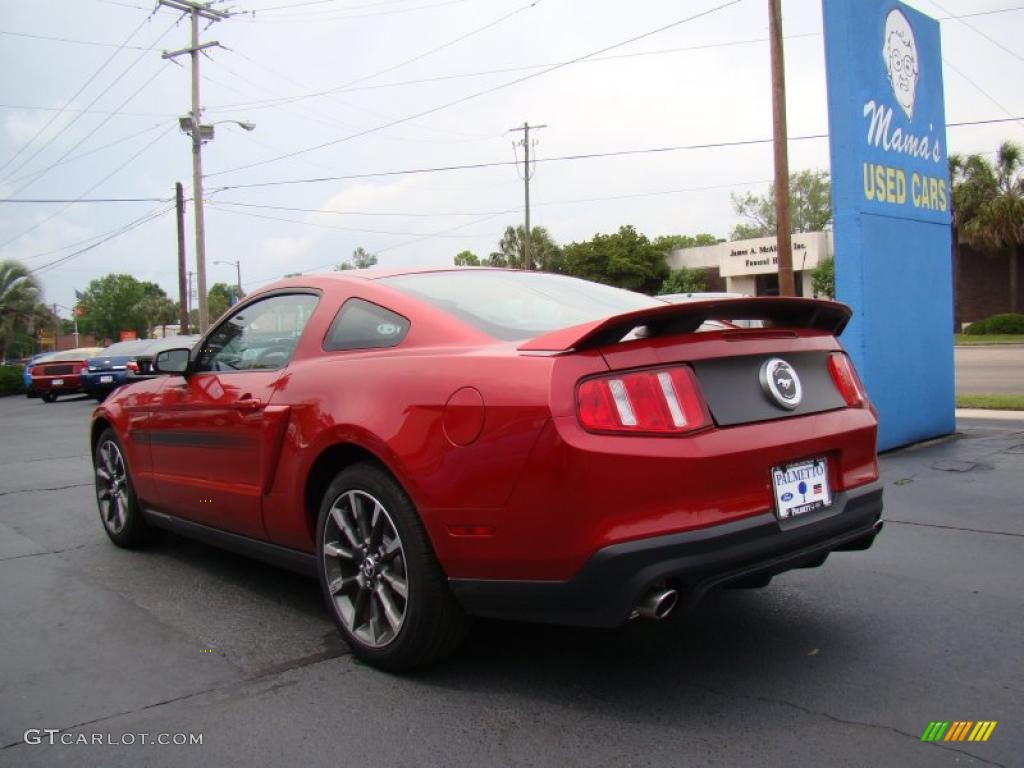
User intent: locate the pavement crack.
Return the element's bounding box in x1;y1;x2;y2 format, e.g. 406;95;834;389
0;649;349;750
0;544;87;563
3;453;90;466
0;482;91;497
683;681;1007;768
886;519;1024;538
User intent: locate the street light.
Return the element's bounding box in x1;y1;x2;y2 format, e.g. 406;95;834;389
214;259;242;303
178;116;255;333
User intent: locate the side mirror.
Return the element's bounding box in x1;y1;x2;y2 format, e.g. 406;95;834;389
153;348;191;375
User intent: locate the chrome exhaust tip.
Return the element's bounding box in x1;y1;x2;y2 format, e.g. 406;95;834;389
634;587;678;620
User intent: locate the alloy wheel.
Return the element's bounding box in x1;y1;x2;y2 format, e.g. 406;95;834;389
321;489;409;648
95;440;130;535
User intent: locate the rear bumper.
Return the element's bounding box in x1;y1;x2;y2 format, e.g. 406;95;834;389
81;379;125;397
449;480;883;627
33;376;83;394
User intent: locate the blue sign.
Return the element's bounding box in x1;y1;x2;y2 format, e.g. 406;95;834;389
823;0;955;450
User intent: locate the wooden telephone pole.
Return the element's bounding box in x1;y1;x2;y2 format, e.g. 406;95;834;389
769;0;795;296
158;0;229;331
510;122;546;270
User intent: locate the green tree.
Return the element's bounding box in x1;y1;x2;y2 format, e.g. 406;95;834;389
561;226;669;294
78;274;171;342
489;225;561;271
658;267;707;295
951;142;1024;312
453;250;481;266
137;294;179;336
336;246;379;271
652;233;722;254
811;257;835;299
730;170;832;240
0;260;48;359
207;282;239;322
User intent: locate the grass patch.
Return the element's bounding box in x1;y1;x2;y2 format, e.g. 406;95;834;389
955;334;1024;346
956;394;1024;411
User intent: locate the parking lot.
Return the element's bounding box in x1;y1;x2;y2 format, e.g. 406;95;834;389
1;394;1021;767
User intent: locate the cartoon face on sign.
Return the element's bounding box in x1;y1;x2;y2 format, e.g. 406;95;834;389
883;8;919;120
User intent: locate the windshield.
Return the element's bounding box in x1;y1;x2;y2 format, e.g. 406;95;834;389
379;270;663;341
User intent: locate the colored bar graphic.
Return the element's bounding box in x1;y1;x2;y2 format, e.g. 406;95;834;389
921;721;996;742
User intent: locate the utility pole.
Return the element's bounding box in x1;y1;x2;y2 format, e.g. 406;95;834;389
175;182;189;335
769;0;795;296
509;122;546;271
159;0;228;332
187;270;194;319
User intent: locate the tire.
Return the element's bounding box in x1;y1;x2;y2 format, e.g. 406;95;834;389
93;428;159;548
41;392;56;403
316;462;469;671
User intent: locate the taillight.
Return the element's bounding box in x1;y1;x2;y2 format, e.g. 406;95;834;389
127;360;139;374
828;353;867;407
577;366;711;435
78;363;88;375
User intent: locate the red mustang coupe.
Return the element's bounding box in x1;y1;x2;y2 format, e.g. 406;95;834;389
91;269;882;670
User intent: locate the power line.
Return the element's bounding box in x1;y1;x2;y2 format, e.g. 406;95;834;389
0;12;155;179
242;0;426;13
2;18;178;191
212;204;495;236
208;26;802;113
0;196;171;204
926;0;1024;64
226;0;545;116
0;103;176;118
0;29;151;50
240;0;474;22
6;122;171;189
30;204;175;276
5;124;176;255
206;115;1024;193
205;0;745;178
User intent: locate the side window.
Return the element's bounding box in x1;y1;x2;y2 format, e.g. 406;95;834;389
195;293;319;373
323;298;410;352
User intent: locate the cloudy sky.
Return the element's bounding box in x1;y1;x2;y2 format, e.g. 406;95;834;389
1;0;1021;318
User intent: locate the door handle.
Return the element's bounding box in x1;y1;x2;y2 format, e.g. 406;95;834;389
236;397;264;411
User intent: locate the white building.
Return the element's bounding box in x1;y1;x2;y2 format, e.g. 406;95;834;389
667;231;833;297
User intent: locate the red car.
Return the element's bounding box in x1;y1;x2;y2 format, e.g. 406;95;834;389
31;347;104;402
90;269;882;670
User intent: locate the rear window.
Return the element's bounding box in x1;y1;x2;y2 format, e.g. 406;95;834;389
378;271;662;341
98;340;154;356
324;299;410;351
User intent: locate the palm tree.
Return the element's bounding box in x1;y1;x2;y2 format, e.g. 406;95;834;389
0;260;45;360
951;142;1024;312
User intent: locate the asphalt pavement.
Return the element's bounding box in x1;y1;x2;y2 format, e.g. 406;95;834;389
955;345;1024;395
0;394;1021;768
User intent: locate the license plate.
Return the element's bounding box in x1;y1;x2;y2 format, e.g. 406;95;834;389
51;379;64;386
771;458;832;520
100;375;113;383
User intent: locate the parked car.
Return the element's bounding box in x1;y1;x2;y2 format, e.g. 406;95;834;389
91;269;883;671
31;347;105;402
131;335;201;377
23;352;56;398
81;337;200;401
80;340;154;402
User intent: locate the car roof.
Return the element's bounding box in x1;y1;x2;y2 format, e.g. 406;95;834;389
251;266;514;293
46;347;106;361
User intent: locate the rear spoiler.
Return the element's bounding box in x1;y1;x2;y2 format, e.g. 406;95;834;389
518;297;852;353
